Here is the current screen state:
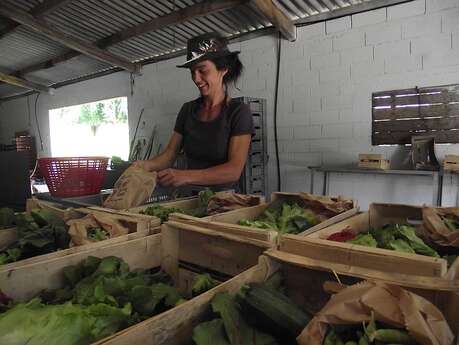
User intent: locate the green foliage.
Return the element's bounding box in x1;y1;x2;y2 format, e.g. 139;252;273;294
0;210;69;266
347;233;377;248
321;311;416;345
442;214;459;231
109;98;127;123
193;277;307;345
191;273;218;297
142;205;185;222
1;256;186;345
388;239;416;254
141;189;216;222
87;228;109;241
238;202;317;234
41;256;183;319
0;248;21;265
198;188;215;208
0;298;131;345
349;224;439;258
0;208;15;229
193;319;230;345
444;254;458;267
77;103;108;136
211;292;274;345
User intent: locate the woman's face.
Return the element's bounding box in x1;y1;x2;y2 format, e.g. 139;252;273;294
190;60;227;97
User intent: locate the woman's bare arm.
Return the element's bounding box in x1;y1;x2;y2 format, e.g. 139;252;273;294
157;134;251;186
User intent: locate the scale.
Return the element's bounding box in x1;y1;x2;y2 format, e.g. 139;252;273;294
411;135;440;171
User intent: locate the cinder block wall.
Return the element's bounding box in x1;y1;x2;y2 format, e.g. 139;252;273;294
0;0;458;208
273;0;459;209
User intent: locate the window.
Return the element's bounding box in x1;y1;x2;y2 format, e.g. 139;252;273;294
372;84;459;145
49;97;129;159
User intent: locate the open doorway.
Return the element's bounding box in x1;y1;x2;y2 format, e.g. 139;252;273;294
49;97;129;159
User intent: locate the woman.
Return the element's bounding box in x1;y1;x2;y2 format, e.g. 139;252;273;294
134;32;253;191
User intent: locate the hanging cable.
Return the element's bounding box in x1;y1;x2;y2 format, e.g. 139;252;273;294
273;32;282;191
130;73;135;96
34;93;44;151
27;95;32;128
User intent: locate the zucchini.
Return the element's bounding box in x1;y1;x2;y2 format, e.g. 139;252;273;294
211;292;274;345
238;282;310;341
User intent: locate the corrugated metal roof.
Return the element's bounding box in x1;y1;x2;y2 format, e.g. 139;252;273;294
0;0;405;100
0;26;69;72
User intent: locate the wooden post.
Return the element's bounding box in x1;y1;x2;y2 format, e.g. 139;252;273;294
0;71;53;93
251;0;296;41
0;3;140;74
0;0;76;39
4;0;247;78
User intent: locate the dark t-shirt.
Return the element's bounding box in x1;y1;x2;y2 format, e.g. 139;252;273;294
174;97;253;191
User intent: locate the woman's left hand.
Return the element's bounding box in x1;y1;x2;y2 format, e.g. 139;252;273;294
157;168;189;187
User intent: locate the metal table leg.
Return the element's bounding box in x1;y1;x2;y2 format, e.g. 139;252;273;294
432;171;443;206
310;169;315;194
438;172;443;206
323;171;328;196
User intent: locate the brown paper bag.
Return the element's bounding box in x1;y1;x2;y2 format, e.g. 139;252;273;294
298;281;454;345
67;213;129;246
103;166;157;210
423;207;459;247
206;192;260;215
299;192;354;221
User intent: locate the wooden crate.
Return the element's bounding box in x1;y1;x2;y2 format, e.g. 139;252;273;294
95;249;459;345
126;196;213;221
0;198;161;270
125;194;265;223
168;212;278;244
171;192;358;242
0;220;272;344
0;226;16;249
444;154;459;171
284;203;449;277
358;153;390;170
26;197;83;220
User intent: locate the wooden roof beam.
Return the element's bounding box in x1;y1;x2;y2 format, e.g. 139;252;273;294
9;0;247;78
0;71;53;94
0;0;75;40
97;0;248;47
0;3;140;74
251;0;296;41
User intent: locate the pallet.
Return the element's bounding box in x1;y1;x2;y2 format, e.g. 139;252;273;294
0;221;272;344
443;154;459;171
95;249;459;345
172;192;358;243
288;203;448;277
0;198;161;270
358;153;390;170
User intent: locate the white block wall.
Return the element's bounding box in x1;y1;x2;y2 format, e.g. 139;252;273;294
1;0;459;209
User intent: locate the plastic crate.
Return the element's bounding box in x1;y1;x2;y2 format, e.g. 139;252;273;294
38;157;108;197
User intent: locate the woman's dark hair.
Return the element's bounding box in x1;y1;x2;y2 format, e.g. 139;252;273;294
211;54;244;88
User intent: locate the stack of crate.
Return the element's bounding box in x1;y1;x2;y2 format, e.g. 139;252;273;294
235;97;268;196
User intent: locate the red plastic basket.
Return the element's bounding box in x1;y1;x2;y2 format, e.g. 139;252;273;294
38;156;109;197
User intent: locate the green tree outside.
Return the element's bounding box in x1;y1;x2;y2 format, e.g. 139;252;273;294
77;102;107;136
76;99;127;136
